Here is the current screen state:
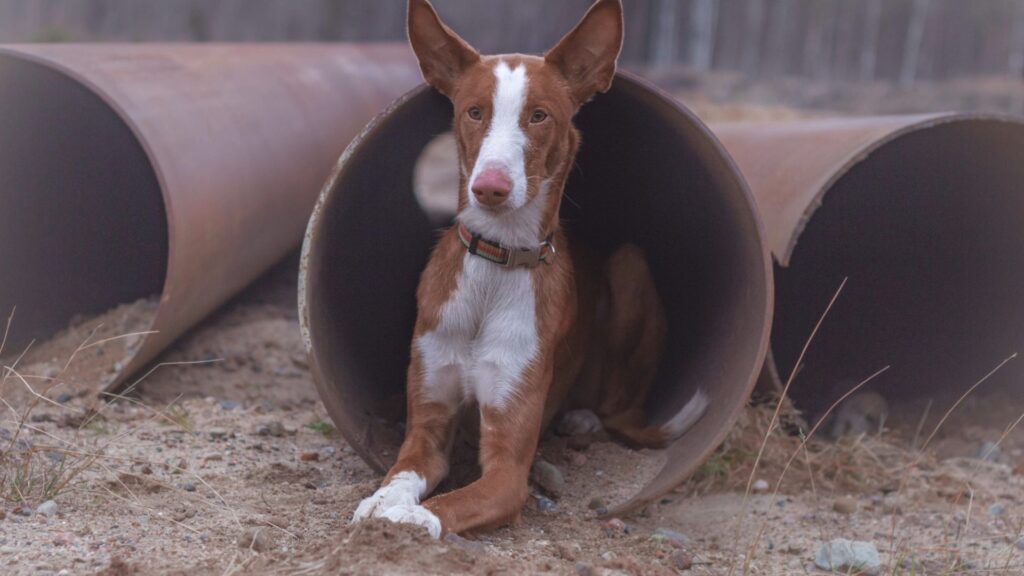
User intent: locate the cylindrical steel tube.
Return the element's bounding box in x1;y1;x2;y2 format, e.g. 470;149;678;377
300;73;773;513
716;114;1024;414
0;44;422;392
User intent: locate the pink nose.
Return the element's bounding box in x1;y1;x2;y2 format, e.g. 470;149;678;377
471;168;512;208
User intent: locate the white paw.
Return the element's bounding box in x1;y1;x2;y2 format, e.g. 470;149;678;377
556;409;603;436
379;504;443;539
352;471;426;523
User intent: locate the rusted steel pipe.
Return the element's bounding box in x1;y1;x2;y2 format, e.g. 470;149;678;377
0;44;422;392
299;73;773;513
715;114;1024;414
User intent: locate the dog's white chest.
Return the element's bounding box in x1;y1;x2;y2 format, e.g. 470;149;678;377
416;255;539;410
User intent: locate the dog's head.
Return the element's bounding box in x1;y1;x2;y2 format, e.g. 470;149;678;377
408;0;623;240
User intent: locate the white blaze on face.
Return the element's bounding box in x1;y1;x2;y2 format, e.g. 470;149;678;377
469;60;529;210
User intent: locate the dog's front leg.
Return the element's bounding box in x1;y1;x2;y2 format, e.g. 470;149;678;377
351;357;460;538
421;360;551;536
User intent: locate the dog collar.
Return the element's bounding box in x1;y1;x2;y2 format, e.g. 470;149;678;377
457;223;556;269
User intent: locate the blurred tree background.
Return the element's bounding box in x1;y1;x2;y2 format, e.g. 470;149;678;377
2;0;1023;114
4;0;1024;84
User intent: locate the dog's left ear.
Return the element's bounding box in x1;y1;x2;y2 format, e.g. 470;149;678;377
545;0;624;106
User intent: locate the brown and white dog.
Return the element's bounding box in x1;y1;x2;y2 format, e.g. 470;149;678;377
352;0;709;538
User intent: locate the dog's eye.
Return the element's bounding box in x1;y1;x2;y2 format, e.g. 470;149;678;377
530;109;549;124
467;106;483;121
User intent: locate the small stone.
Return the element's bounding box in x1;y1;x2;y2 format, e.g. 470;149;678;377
671;550;694;570
988;503;1006;517
880;496;902;515
815;539;881;575
595;506;609;517
557;410;603;436
218;399;241;411
574;561;596;576
654;527;691;548
56;394;72;404
556;542;579;561
600;551;616;561
257;422;286;437
209;428;230;440
0;508;6;520
1014;462;1024;476
588;497;606;510
1016;538;1024;551
535;495;557;512
237;528;269;552
567;434;592;452
299;451;320;462
567;451;587;467
36;500;58;517
178;482;197;492
531;460;565;498
203;453;224;462
978;441;1003;462
445;533;486;554
752;479;769;493
833;497;858;515
784;543;803;555
602;518;626;537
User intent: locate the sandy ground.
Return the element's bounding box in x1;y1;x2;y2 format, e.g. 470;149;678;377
1;101;1023;575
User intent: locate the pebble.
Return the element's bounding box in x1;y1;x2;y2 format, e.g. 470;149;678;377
600;551;616;561
567;434;592;452
209;428;230;440
299;451;320;462
218;399;241;411
575;561;596;576
880;496;902;515
653;527;691;548
535;495;557;512
257;422;286;437
237;528;269;552
602;518;627;537
178;482;197;492
204;453;224;462
56;393;72;404
1016;538;1024;551
588;497;606;510
567;451;587;467
36;500;58;517
814;539;881;575
531;460;565;498
978;441;1003;462
1014;462;1024;476
752;479;769;493
670;550;694;570
833;497;858;515
988;503;1006;516
444;533;486;554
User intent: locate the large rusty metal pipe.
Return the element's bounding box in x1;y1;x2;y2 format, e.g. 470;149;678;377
299;73;773;513
715;114;1024;414
0;44;422;392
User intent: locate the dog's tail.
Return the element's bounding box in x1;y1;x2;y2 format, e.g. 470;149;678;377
602;389;710;449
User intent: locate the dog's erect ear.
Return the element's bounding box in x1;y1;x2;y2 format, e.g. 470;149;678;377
545;0;624;106
407;0;480;98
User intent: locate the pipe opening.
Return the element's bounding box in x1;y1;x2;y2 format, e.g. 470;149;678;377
773;119;1024;423
0;53;167;386
303;76;770;509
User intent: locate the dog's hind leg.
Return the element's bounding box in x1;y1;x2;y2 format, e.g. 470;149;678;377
596;244;709;448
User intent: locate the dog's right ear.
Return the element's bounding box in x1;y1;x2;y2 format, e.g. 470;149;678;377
408;0;480;98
